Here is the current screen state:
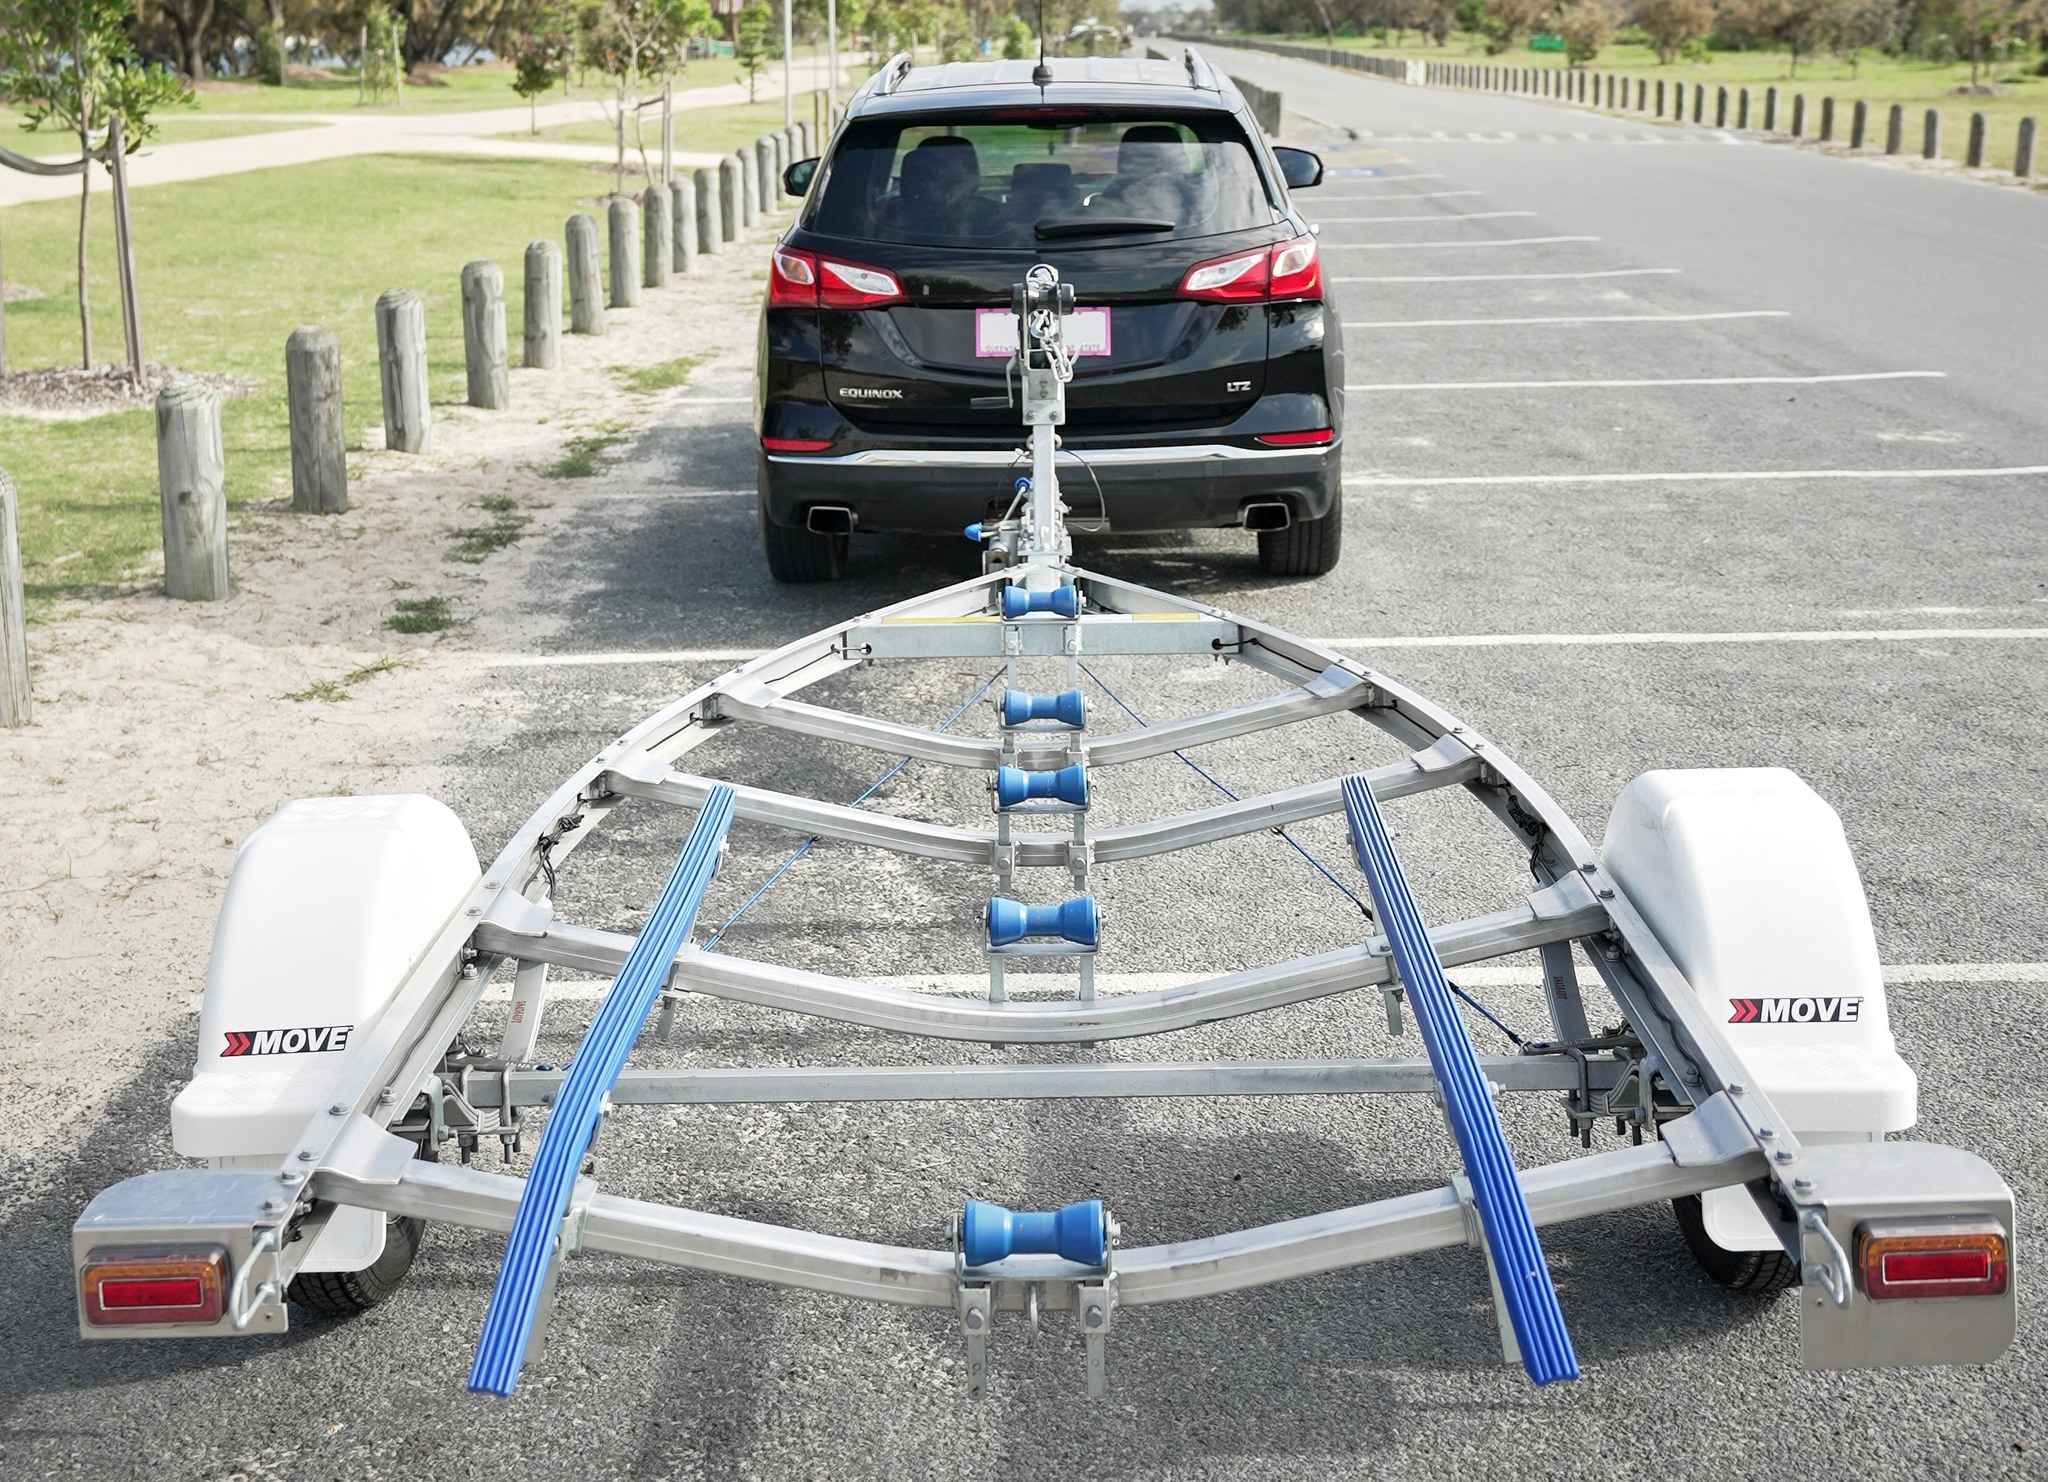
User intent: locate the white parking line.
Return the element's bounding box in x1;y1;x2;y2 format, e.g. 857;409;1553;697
1320;175;1449;189
491;962;2048;1001
669;397;754;405
1325;235;1599;250
1317;211;1538;223
1325;190;1483;202
1333;268;1680;283
458;624;2048;671
1345;370;1944;392
1342;311;1790;328
1342;464;2048;489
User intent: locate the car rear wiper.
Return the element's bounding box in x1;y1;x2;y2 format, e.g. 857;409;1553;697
1034;216;1176;239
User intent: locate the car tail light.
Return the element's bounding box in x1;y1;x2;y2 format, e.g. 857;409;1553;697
81;1245;227;1326
1267;235;1321;302
762;436;834;454
1857;1220;2009;1300
1180;235;1321;305
769;247;818;307
1255;428;1334;447
817;256;904;308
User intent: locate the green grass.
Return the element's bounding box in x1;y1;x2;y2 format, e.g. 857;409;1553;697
384;595;457;633
282;654;409;702
539;430;630;479
179;60;745;117
1240;31;2048;170
504;96;836;160
0;112;317;158
0;152;615;608
613;354;703;394
447;494;534;562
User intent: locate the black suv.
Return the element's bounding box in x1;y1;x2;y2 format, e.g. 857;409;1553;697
755;51;1343;581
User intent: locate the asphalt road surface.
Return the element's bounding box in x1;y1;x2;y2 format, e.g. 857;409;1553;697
14;46;2047;1481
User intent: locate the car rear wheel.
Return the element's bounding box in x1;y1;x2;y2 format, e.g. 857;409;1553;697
760;498;848;582
1256;497;1342;577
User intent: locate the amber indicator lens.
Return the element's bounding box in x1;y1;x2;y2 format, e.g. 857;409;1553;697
1856;1220;2008;1300
81;1246;227;1325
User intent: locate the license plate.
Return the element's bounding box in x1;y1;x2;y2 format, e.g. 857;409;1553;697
975;307;1111;358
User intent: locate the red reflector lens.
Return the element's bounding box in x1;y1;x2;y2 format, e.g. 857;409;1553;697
1857;1219;2009;1300
761;437;834;454
102;1277;205;1309
81;1246;227;1326
1255;428;1334;447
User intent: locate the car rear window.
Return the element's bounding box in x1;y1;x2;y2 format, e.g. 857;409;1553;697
809;112;1274;248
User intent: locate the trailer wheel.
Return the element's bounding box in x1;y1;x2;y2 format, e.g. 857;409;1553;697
287;1144;434;1319
1256;498;1342;577
1672;1193;1801;1294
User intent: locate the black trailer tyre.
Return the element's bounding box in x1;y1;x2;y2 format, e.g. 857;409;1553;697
287;1144;434;1318
760;497;848;582
1672;1193;1801;1294
1256;496;1342;577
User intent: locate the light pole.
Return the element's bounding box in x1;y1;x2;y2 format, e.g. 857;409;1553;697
782;0;793;128
827;0;839;114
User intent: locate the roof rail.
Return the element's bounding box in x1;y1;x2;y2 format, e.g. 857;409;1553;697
1182;46;1218;91
872;51;914;96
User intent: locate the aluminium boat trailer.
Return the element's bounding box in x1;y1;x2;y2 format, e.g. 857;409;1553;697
74;265;2015;1396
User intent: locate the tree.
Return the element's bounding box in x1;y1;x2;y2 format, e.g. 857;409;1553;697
1945;0;2046;83
734;0;776;102
1001;13;1033;57
585;0;708;191
0;0;192;371
362;5;406;100
508;8;573;131
1558;0;1616;61
1820;0;1899;74
1720;0;1825;74
1632;0;1717;63
1478;0;1556;52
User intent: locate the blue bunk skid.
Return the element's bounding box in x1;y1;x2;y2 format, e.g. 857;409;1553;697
468;785;738;1398
1339;774;1581;1386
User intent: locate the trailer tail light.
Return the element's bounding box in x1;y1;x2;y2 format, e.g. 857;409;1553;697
768;248;818;307
1255;428;1334;447
1857;1220;2008;1300
81;1246;227;1326
1180;235;1321;305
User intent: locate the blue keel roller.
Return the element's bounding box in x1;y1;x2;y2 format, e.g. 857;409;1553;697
1000;688;1086;729
995;763;1088;809
961;1199;1109;1268
1340;774;1580;1386
1001;582;1080;620
963;522;986;543
986;895;1099;948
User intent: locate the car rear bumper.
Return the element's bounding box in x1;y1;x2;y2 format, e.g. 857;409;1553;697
760;441;1341;535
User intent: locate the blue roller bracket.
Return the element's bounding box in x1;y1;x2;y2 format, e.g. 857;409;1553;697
995;763;1089;810
961;1199;1110;1268
1000;687;1086;729
1339;774;1580;1386
963;522;986;543
469;785;737;1398
987;894;1099;948
1001;582;1080;620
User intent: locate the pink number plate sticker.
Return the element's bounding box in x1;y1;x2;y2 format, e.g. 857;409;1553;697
975;307;1112;358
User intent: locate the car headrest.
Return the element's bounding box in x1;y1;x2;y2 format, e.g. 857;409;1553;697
1118;124;1188;175
901;135;981;202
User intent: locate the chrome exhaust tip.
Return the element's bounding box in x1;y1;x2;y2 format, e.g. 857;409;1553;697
806;505;856;536
1241;501;1292;533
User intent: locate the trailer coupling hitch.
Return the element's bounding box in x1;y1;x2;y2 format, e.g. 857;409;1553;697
953;1199;1119;1398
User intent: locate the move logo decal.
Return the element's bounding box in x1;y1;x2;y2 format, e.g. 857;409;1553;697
1728;997;1862;1025
221;1024;354;1057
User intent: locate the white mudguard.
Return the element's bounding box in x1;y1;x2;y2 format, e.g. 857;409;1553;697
171;795;479;1270
1603;768;1916;1250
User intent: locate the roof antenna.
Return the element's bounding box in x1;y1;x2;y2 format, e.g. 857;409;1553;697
1031;0;1053;88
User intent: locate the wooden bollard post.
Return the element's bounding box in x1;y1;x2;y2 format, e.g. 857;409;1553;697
607;195;641;309
566;214;604;336
2018;117;2037;179
524;240;562;368
285;326;347;514
641;184;671;289
1966;111;1986;168
737;148;758;228
1791;95;1805;138
1820;97;1835;142
374;288;431;453
1886;103;1904;154
1636;78;1646;112
1923;108;1941;160
155;382;229;601
670;176;696;274
1738;88;1749;129
1716;86;1728;128
696;167;724;255
460;260;509;410
785;124;801;178
0;468;28;728
718;157;741;241
1764;86;1777;132
1852;100;1868;149
758;136;777;207
1654;80;1663;116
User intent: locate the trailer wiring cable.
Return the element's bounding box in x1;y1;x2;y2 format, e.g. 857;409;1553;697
701;668;1004;952
1078;660;1525;1047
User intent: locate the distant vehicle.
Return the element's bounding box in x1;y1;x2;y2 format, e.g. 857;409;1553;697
753;51;1344;581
